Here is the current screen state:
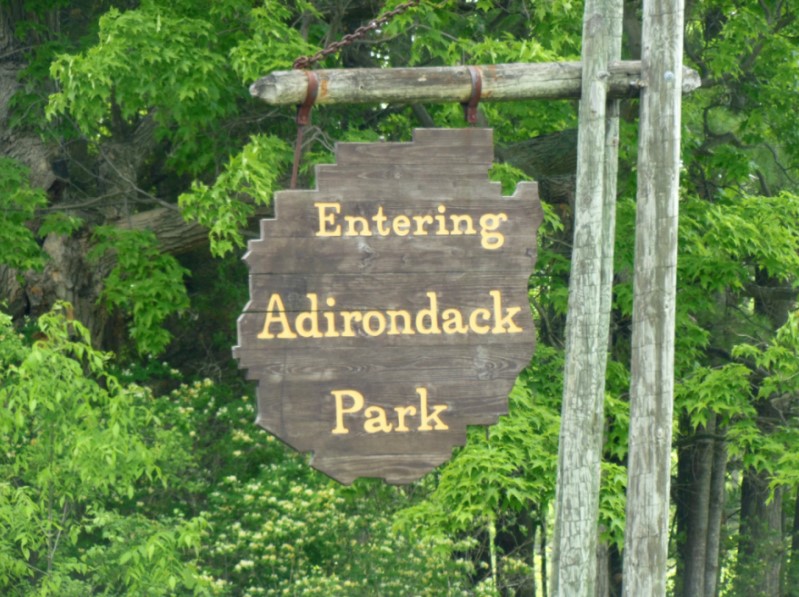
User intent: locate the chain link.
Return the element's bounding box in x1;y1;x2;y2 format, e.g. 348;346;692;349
293;1;420;70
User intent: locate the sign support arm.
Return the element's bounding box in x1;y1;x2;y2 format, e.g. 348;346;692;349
250;61;700;106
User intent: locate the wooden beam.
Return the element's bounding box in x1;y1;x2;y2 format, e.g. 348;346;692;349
250;61;701;106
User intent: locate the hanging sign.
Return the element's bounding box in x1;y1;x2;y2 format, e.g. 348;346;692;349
233;128;543;483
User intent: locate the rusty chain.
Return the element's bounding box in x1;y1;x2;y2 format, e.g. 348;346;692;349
292;0;420;70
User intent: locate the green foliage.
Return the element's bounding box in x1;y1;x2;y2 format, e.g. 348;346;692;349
598;461;627;550
153;379;472;595
680;193;799;294
0;304;209;594
676;364;755;431
0;158;48;271
730;310;799;484
178;134;291;257
228;2;317;83
37;213;84;238
7;0;799;592
393;347;563;592
48;5;236;171
88;227;190;355
734;311;799;401
397;347;562;536
489;162;531;196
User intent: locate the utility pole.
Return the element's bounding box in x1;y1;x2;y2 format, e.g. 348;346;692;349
622;0;685;593
550;0;622;594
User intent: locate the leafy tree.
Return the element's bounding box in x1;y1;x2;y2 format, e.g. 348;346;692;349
669;2;799;594
0;304;209;594
2;0;799;595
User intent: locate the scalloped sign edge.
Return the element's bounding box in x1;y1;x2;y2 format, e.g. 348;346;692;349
233;128;543;484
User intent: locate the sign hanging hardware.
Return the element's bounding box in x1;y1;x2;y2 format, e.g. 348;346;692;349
462;66;483;125
292;0;420;70
288;1;418;189
290;71;319;190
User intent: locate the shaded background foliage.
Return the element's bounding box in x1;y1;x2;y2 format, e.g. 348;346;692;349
1;0;799;595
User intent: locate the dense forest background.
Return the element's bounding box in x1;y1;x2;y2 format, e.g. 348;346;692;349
1;0;798;595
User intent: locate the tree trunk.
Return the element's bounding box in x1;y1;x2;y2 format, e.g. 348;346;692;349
732;269;797;597
541;514;548;597
519;508;537;597
704;427;727;597
1;24;209;346
0;2;20;56
788;493;799;597
737;469;783;597
677;416;715;597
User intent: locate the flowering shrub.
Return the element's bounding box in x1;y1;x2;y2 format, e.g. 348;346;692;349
161;379;473;595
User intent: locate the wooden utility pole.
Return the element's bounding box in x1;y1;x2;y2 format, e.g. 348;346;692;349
622;0;685;593
550;0;622;594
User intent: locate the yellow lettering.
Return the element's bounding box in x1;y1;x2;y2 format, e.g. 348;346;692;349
469;307;491;334
258;294;298;339
417;387;448;431
295;294;323;338
479;213;508;249
331;389;364;434
449;213;476;235
412;214;434;236
435;205;449;235
340;311;362;337
314;203;509;249
386;309;414;335
323;297;339;337
490;290;523;333
344;215;372;236
364;406;393;433
416;292;441;334
394;405;417;432
362;310;387;336
393;214;411;236
315;202;342;237
442;308;468;334
255;291;524;341
374;206;391;236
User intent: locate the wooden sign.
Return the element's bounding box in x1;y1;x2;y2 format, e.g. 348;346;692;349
233;128;543;484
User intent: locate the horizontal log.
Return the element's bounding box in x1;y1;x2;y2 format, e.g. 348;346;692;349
250;61;702;106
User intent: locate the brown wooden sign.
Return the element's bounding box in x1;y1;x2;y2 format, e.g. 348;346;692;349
233;128;543;483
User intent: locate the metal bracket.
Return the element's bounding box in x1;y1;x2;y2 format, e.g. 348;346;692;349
462;66;483;125
296;71;320;125
291;72;320;189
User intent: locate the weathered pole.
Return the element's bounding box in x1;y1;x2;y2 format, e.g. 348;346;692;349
550;0;622;594
250;61;699;106
621;0;685;593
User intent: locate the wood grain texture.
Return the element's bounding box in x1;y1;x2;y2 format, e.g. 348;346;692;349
622;0;685;594
234;128;543;484
550;0;623;595
250;61;700;106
